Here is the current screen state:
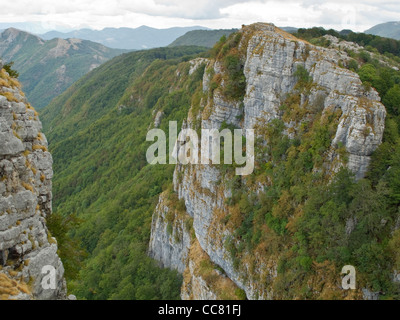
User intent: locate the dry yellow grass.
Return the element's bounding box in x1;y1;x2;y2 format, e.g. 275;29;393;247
21;182;34;193
0;79;8;87
10;79;21;89
0;91;19;103
0;70;11;86
275;26;312;46
0;273;30;300
0;69;21;88
32;145;48;152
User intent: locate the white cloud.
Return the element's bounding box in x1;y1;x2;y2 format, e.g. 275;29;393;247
0;0;399;32
118;0;246;19
220;0;400;31
220;1;321;27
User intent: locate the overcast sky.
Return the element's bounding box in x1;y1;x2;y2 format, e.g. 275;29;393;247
0;0;399;33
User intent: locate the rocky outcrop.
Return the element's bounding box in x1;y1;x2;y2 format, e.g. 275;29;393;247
0;28;124;109
149;191;192;274
181;240;243;300
0;60;66;300
324;34;400;71
242;24;385;179
149;23;387;300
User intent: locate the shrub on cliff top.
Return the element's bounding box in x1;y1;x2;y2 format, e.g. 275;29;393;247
3;61;19;78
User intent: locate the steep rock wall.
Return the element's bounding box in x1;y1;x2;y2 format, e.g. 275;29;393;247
0;60;66;300
149;191;192;274
181;239;243;300
149;23;387;300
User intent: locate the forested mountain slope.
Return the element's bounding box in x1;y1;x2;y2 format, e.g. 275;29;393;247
41;46;208;299
41;26;208;50
0;28;125;109
366;22;400;40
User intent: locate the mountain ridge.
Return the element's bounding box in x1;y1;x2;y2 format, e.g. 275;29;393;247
365;21;400;40
0;28;125;109
40;26;210;50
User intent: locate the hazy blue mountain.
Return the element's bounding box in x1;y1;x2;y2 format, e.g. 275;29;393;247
0;22;72;34
40;26;209;50
280;26;298;33
169;27;300;48
0;28;125;108
169;29;238;48
365;21;400;40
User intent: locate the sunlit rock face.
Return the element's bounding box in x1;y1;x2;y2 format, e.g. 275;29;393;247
149;23;386;300
0;59;66;300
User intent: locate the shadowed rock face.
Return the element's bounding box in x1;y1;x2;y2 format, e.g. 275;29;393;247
149;23;387;300
149;191;192;274
0;59;66;300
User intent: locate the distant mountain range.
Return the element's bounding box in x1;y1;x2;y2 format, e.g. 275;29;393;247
365;21;400;40
169;29;238;48
0;28;125;108
280;27;299;33
7;20;400;111
0;22;72;35
40;26;209;50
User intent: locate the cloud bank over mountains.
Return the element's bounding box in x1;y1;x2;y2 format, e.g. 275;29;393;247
0;0;399;32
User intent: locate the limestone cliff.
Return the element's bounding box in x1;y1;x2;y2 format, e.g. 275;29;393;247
149;23;387;300
0;60;66;300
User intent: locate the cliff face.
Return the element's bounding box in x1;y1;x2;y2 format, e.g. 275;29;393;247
242;25;385;180
0;60;66;300
149;24;387;300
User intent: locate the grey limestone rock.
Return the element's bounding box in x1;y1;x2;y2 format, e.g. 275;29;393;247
149;24;388;300
0;63;66;300
148;192;192;274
